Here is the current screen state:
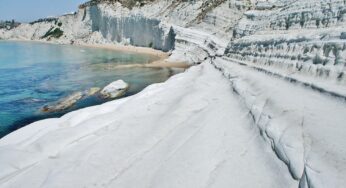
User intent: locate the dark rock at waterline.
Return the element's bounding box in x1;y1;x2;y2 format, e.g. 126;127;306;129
42;92;83;112
42;87;100;113
41;79;129;113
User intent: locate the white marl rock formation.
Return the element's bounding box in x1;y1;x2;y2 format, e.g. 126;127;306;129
0;0;346;187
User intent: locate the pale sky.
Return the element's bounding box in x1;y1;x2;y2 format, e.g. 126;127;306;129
0;0;87;22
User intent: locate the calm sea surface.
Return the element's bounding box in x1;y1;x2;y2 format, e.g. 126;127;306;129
0;41;178;138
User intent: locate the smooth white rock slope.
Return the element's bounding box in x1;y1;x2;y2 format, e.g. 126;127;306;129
0;63;297;188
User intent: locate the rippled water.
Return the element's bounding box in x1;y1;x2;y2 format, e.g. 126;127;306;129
0;41;180;138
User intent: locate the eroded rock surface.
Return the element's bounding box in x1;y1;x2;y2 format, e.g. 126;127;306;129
1;0;346;188
100;80;129;98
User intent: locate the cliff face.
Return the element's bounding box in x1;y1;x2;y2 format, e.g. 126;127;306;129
227;0;346;84
82;0;244;61
89;5;175;51
0;0;244;63
0;11;91;43
3;0;345;70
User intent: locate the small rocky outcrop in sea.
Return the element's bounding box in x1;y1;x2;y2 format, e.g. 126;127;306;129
100;80;129;99
41;80;130;113
42;87;101;113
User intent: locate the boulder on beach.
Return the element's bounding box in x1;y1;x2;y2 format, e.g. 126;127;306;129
100;80;129;99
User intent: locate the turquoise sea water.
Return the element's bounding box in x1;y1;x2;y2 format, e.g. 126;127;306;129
0;41;178;138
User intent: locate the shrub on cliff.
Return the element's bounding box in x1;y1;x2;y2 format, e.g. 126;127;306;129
0;20;20;30
80;0;156;9
41;28;64;39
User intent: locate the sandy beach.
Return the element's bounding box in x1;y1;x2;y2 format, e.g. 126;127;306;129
6;39;190;69
80;43;190;69
79;43;168;58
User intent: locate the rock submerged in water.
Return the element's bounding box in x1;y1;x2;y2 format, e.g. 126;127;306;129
42;92;83;113
100;80;129;99
42;87;101;113
41;80;129;113
87;87;101;96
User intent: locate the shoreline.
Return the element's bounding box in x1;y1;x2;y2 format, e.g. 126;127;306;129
0;39;189;134
3;39;190;69
79;43;190;69
79;43;168;59
0;39;189;139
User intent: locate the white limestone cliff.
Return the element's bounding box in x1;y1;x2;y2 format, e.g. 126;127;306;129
0;0;346;187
